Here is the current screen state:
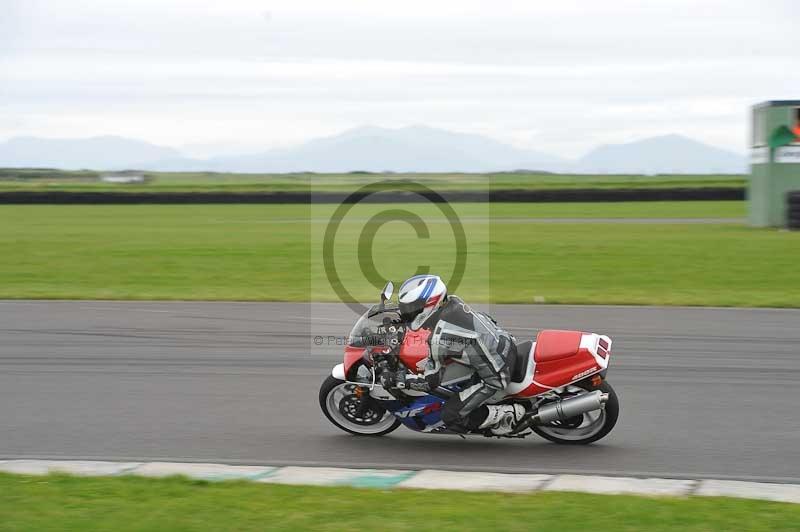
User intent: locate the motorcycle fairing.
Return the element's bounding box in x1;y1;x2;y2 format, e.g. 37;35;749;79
392;394;446;431
398;328;432;371
343;345;366;378
513;330;612;397
533;330;583;362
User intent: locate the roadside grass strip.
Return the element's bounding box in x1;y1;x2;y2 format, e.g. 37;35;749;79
3;202;799;307
0;170;747;193
2;467;799;532
1;460;798;504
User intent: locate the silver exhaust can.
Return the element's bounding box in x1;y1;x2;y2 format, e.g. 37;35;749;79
532;390;608;425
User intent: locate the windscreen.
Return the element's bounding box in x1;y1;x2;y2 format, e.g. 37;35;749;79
347;305;400;347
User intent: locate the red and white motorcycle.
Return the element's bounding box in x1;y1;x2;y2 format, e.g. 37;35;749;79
320;282;619;444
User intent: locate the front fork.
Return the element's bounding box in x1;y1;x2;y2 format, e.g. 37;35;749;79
351;385;375;418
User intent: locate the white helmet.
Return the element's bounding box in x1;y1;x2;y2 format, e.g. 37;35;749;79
398;274;447;330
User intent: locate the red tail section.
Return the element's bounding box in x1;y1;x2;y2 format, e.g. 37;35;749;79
534;330;583;363
515;329;611;397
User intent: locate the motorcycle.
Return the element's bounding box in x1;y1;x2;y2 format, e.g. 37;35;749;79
319;282;619;444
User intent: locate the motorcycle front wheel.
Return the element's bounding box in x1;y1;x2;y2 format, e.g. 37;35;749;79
319;375;402;436
532;381;619;445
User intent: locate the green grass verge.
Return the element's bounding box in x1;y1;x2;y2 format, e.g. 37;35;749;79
1;202;797;307
0;473;797;532
0;169;745;192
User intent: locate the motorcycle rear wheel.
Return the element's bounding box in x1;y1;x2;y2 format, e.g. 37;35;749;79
532;381;619;445
319;375;402;436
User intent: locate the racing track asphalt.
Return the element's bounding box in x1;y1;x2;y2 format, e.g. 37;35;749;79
1;301;798;483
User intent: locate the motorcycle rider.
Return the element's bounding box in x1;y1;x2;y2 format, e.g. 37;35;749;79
395;274;525;435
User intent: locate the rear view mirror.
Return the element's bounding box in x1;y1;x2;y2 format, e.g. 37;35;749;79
381;281;394;302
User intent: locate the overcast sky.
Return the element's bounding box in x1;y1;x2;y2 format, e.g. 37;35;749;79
1;0;798;158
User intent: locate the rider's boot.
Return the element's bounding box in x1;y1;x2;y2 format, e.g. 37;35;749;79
479;404;526;435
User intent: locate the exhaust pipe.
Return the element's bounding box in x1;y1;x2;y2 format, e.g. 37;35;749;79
531;390;608;425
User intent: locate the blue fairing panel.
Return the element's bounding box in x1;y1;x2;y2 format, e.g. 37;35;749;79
390;394;446;432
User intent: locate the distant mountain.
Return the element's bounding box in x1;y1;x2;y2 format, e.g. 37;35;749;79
577;134;745;174
0;136;181;170
151;125;567;173
0;129;747;174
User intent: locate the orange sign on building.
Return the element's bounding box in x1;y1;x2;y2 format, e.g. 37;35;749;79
794;109;800;143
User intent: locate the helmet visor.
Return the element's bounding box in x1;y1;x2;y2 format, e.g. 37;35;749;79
398;298;425;322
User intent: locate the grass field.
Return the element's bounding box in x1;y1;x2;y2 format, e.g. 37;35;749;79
0;169;746;192
0;473;797;532
2;201;797;307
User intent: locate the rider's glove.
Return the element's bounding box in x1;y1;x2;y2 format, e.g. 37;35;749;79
400;374;431;392
380;371;396;389
392;371;430;392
